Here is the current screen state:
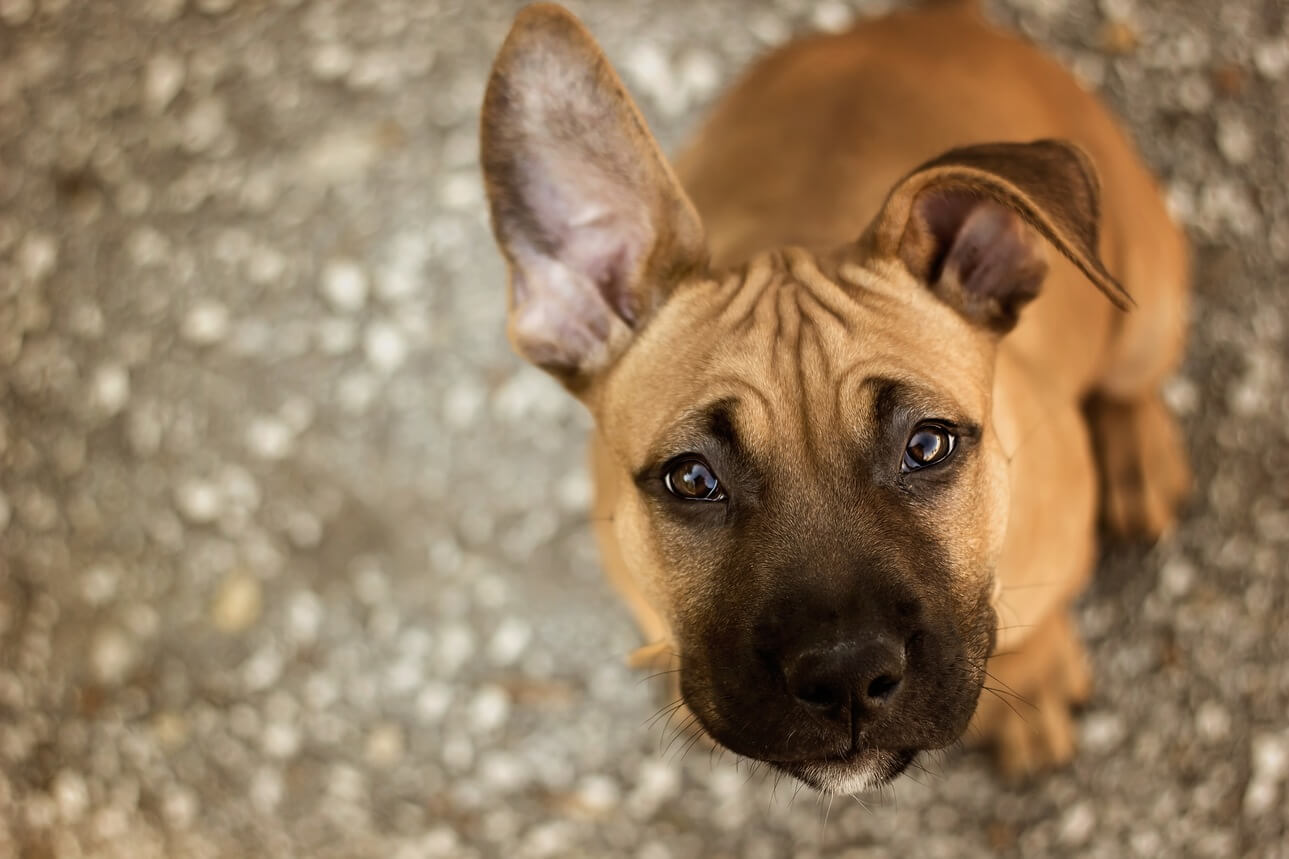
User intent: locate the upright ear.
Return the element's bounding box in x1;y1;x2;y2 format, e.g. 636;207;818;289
863;140;1130;333
480;4;706;389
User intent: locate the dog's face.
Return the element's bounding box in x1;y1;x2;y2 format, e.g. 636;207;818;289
596;253;1004;790
480;4;1125;792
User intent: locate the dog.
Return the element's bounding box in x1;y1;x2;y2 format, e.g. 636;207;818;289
479;0;1190;792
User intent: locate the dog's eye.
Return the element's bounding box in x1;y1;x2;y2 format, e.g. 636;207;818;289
902;424;957;472
664;457;725;501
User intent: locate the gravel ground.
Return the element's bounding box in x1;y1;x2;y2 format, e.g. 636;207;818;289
1;0;1287;856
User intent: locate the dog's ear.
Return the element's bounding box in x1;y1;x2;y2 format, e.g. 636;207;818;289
864;139;1131;333
480;4;706;389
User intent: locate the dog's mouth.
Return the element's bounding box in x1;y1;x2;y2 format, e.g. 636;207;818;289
772;747;917;794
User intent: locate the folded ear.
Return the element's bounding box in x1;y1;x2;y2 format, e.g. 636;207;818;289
480;4;706;389
864;139;1131;333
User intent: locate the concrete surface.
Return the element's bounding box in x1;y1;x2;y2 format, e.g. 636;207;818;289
0;0;1287;856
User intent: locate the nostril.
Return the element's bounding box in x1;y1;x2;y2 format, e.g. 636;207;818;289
786;655;850;714
865;672;902;703
795;682;837;709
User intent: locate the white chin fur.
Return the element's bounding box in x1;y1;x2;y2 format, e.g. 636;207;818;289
797;757;886;795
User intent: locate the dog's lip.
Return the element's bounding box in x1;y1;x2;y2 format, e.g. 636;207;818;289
774;747;918;793
762;743;914;770
811;744;909;768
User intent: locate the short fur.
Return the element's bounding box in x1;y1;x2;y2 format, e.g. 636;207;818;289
480;0;1190;789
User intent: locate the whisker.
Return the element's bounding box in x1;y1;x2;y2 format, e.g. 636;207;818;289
638;667;683;685
643;698;685;730
662;712;698;757
1000;581;1060;591
982;687;1031;725
908;757;941;781
676;728;706;763
983;669;1034;706
820;793;836;837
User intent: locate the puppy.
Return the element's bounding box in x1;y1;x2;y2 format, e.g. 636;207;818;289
479;0;1190;791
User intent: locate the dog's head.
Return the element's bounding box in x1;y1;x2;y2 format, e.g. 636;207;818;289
480;4;1124;793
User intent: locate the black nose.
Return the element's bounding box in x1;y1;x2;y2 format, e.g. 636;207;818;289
784;635;907;720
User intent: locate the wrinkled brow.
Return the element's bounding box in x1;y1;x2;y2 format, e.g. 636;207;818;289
633;398;747;484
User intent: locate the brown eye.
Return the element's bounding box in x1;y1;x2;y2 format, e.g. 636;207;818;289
902;424;956;472
664;457;725;501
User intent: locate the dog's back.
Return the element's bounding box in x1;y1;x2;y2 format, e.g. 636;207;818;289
677;2;1168;276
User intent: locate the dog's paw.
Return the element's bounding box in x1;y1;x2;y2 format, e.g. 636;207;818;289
1087;392;1191;540
971;610;1092;781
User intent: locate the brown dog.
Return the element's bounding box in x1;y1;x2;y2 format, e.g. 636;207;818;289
479;0;1190;791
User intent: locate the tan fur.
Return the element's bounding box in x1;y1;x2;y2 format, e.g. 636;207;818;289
482;1;1190;782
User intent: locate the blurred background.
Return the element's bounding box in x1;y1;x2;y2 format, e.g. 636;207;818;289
0;0;1286;856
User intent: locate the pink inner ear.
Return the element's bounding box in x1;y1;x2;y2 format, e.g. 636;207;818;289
518;155;656;326
917;192;1048;325
916;190;982;282
946;204;1045;304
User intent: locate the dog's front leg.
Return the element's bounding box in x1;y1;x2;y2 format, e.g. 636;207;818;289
970;608;1093;779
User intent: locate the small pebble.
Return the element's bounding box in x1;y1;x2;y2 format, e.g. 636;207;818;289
364;321;409;372
161;784;198;829
575;774;620;814
17;232;58;282
1254;40;1289;78
0;0;35;26
175;479;223;524
316;317;358;354
811;0;852;33
242;647;284;692
196;0;237;14
16;486;60;532
211;571;263;633
416;682;454;723
479;751;530;793
145;53;186;114
1058;802;1095;846
250;767;284;812
1196;701;1231;743
488;617;532;666
321;259;369;313
443;380;485;430
246;245;288;285
91;365;131;416
52;770;89;823
182;299;232;345
245;416;294;460
436;623;475;675
312;42;356;80
80;564;120;606
89;626;137;685
1159;558;1196;598
284;590;324;644
364;722;405;768
1216;114;1254;164
262;721;301;759
468;686;511;735
153;712;190;748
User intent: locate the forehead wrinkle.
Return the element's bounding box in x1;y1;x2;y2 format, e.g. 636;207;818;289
715;252;779;334
637;373;775;464
700;373;774;421
784;247;861;326
712;264;871;465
